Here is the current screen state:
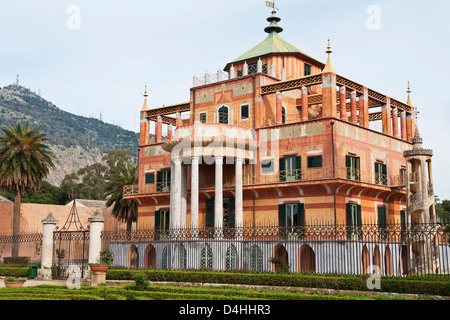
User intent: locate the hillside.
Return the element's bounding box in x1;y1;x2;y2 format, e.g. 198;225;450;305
0;84;139;186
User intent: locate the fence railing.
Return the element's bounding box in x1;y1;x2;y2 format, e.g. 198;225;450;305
0;233;43;263
124;166;407;195
101;222;450;278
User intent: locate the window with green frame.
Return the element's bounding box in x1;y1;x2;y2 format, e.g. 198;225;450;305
307;155;322;168
377;205;387;229
400;210;407;242
218;105;228;124
279;156;301;181
199;113;207;123
261;160;274;173
304;63;311;76
400;168;406;184
377;205;387;239
346;155;360;181
155;209;170;239
346;203;362;239
145;173;155;184
156;170;171;192
205;197;235;229
278;203;305;227
374;161;387;185
241;104;249;119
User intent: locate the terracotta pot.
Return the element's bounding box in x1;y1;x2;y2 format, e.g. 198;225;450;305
89;265;109;273
5;281;25;288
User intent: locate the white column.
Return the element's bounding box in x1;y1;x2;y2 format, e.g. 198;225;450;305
38;213;58;280
172;157;182;228
169;160;174;227
214;156;223;231
190;156;200;230
88;211;106;264
235;158;244;228
181;164;187;228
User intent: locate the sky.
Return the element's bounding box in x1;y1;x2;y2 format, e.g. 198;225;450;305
0;0;449;199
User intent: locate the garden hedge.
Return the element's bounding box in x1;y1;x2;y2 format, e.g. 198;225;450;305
106;269;450;296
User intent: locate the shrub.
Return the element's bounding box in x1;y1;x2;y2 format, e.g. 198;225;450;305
3;257;29;265
105;269;450;296
133;275;149;288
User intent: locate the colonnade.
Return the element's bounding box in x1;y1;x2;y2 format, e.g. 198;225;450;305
169;156;244;229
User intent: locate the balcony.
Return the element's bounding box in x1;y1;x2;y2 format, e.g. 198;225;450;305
124;166;405;196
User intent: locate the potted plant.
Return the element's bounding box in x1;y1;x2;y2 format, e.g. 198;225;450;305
4;278;26;288
56;248;66;259
89;249;114;273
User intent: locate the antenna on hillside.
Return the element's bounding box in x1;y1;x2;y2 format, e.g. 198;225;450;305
16;74;19;86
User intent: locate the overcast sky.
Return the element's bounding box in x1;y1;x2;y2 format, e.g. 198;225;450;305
0;0;449;199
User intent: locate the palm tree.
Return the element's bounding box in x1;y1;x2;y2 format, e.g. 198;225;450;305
104;160;138;232
0;122;56;256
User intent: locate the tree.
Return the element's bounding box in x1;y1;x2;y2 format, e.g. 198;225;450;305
104;160;138;232
0;122;56;256
435;196;450;225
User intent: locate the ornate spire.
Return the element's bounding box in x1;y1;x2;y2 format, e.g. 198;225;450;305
264;10;283;34
141;85;149;111
412;124;423;149
406;81;413;106
322;38;335;73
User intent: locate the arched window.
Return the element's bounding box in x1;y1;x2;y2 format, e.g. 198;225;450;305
226;244;238;270
271;243;289;272
362;245;370;274
218;105;229;124
385;245;393;276
297;244;316;273
128;245;139;268
282;106;286;124
200;243;213;269
249;244;263;271
144;244;156;269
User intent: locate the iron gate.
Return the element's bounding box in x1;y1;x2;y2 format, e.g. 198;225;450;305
52;200;90;279
53;230;89;279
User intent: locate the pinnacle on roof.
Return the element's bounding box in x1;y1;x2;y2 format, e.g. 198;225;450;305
141;85;149;111
229;10;316;65
264;10;283;34
322;38;336;73
407;81;413;106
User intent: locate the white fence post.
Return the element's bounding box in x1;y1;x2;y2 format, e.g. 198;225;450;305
88;210;105;264
37;213;58;280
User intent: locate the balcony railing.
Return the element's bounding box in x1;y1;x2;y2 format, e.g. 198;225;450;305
123;167;406;195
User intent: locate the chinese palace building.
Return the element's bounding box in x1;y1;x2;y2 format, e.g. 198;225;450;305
117;9;445;275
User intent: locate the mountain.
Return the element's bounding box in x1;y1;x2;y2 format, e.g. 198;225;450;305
0;84;139;186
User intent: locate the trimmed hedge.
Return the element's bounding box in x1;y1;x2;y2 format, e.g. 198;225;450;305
106;269;450;296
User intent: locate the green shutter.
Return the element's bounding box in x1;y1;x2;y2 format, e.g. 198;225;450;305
279;158;286;181
346;203;353;226
145;173;154;184
278;204;286;227
228;197;235;227
378;206;386;229
356;204;362;227
155;210;161;230
156;171;162;192
295;156;302;180
205;198;214;227
298;203;305;226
